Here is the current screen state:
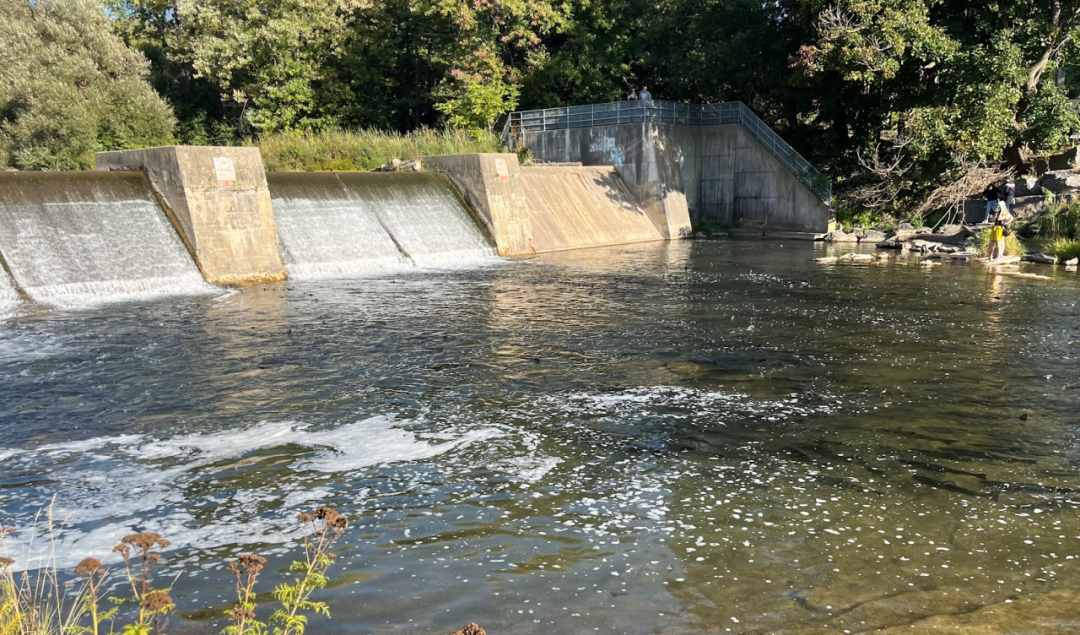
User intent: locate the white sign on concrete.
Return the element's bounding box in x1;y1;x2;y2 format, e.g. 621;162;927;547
213;156;237;186
495;158;509;182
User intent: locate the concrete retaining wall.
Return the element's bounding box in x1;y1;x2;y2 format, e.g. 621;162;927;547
522;123;830;235
519;166;665;252
96;146;286;285
423;154;533;256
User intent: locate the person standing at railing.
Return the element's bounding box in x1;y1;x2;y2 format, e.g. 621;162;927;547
639;86;652;101
627;88;638;100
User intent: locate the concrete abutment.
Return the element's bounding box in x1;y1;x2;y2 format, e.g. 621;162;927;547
96;146;287;285
521;122;830;237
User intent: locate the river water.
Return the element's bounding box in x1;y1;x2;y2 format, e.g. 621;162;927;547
1;240;1079;634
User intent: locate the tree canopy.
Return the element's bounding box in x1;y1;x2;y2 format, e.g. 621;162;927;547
0;0;175;170
9;0;1080;215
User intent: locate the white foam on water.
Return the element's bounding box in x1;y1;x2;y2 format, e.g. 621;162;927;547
0;416;502;571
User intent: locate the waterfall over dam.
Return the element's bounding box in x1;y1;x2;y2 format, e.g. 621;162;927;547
0;270;19;318
269;172;496;279
0;172;211;307
268;172;412;279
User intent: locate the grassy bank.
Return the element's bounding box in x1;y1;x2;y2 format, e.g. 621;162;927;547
252;128;505;172
1023;199;1080;260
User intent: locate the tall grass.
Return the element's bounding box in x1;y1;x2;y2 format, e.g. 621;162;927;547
1032;200;1080;240
252;128;505;172
0;504;95;635
1049;238;1080;262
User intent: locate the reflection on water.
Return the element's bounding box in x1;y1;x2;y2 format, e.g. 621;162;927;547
1;240;1080;634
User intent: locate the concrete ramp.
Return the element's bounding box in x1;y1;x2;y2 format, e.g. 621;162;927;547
520;166;665;253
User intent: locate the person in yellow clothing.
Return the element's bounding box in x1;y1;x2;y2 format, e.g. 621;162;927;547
988;220;1006;261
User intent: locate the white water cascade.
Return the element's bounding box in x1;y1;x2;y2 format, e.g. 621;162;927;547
268;172;412;279
0;172;212;308
336;173;497;269
0;269;19;318
269;172;496;279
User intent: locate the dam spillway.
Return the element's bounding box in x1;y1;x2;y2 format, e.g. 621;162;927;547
0;270;19;318
269;172;496;279
0;147;694;311
336;173;496;269
0;172;211;307
268;172;413;279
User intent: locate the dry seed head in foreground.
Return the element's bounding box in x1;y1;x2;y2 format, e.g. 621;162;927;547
0;556;13;569
75;557;103;577
315;506;348;529
140;590;174;612
453;623;486;635
230;608;256;623
121;532;171;553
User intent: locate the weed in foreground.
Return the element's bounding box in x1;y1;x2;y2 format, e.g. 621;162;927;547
0;504;351;635
265;507;348;635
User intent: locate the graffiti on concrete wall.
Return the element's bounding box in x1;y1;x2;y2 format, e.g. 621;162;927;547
589;136;625;168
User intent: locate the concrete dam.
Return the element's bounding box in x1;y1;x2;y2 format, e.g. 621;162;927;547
0;104;829;313
0;149;678;313
504;100;832;236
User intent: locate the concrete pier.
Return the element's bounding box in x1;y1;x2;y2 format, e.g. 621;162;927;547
423;154;534;256
96;146;286;285
427;154;671;254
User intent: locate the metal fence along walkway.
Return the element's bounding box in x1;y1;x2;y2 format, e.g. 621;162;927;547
503;100;831;203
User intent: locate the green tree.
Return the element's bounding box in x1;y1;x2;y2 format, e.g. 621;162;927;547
0;0;175;170
431;0;575;129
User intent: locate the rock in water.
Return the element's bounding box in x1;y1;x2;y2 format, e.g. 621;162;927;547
859;229;886;244
824;229;859;243
1066;257;1079;266
1022;253;1058;264
453;624;486;635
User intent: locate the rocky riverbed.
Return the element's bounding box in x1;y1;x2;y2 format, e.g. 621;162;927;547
825;222;1080;267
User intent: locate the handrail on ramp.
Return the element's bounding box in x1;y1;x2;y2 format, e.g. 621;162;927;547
502;100;831;203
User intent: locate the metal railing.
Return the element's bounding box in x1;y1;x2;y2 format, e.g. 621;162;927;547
502;100;831;203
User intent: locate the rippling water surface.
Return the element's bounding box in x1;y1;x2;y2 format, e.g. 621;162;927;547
2;240;1080;634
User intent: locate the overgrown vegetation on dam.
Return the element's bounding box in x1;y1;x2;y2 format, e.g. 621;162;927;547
4;0;1080;221
255;129;503;172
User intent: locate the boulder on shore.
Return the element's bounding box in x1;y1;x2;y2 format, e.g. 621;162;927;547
1040;170;1080;193
824;229;860;243
859;229;886;244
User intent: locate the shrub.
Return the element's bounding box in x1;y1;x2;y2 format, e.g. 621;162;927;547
0;0;174;170
1049;238;1080;262
1032;200;1080;240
